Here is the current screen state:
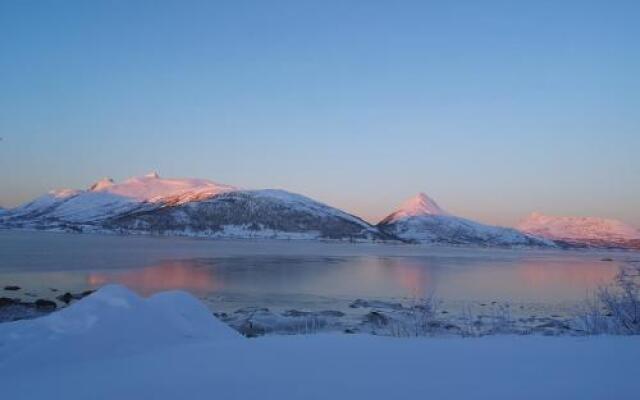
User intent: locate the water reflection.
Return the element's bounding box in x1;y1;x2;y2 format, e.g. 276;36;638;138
87;261;220;296
44;255;623;305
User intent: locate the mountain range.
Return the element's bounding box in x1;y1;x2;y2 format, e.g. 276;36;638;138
1;173;637;249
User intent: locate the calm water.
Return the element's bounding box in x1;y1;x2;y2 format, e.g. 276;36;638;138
1;231;634;313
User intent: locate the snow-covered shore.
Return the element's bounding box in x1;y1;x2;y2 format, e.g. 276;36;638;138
1;285;638;400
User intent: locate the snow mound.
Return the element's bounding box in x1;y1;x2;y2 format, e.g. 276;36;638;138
518;212;640;242
0;285;238;369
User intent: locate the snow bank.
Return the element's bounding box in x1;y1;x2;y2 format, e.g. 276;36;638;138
0;285;238;369
1;285;638;400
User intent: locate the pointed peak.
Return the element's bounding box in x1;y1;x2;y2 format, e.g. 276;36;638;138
144;171;160;179
399;192;448;217
379;192;449;225
89;177;115;192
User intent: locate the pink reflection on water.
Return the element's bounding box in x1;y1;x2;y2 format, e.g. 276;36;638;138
390;263;432;298
517;261;619;289
87;261;219;296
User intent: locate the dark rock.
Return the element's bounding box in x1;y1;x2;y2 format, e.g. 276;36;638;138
319;310;345;318
536;320;571;330
237;320;267;338
80;290;95;298
35;299;57;311
363;311;389;327
282;309;346;318
4;286;20;291
349;299;403;310
349;299;368;308
0;297;20;307
57;292;74;304
282;309;311;317
601;258;614;262
234;306;269;314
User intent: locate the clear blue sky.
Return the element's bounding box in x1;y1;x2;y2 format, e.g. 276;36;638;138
1;0;638;227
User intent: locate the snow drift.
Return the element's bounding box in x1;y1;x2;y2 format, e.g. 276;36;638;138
0;285;238;370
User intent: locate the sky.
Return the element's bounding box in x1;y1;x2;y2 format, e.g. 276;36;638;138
0;0;638;227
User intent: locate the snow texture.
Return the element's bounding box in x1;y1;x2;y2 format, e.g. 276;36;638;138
0;285;638;400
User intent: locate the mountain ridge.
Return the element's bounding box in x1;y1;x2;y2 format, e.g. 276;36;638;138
2;175;637;248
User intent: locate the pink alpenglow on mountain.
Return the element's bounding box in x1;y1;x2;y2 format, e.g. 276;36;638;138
517;212;640;248
378;193;552;247
2;173;384;241
87;172;236;204
381;193;449;223
8;173;237;223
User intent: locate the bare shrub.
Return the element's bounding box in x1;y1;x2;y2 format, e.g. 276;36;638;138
389;296;442;337
578;264;640;335
459;302;525;336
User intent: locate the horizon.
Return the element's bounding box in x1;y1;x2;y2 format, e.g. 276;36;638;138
1;1;639;227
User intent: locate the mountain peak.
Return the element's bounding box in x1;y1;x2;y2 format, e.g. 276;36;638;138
398;193;448;217
379;192;449;225
144;171;160;179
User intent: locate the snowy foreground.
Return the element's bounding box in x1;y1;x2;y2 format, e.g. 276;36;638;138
1;286;638;400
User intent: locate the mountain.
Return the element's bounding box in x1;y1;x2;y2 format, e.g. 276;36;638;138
378;193;553;247
517;212;640;249
6;172;236;226
104;189;384;240
2;173;387;241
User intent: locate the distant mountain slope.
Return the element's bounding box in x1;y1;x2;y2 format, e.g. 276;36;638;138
379;193;553;247
518;212;640;249
106;189;386;240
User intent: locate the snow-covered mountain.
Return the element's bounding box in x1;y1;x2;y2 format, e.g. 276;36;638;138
378;193;553;247
105;189;385;240
2;173;387;241
6;172;236;225
517;212;640;249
